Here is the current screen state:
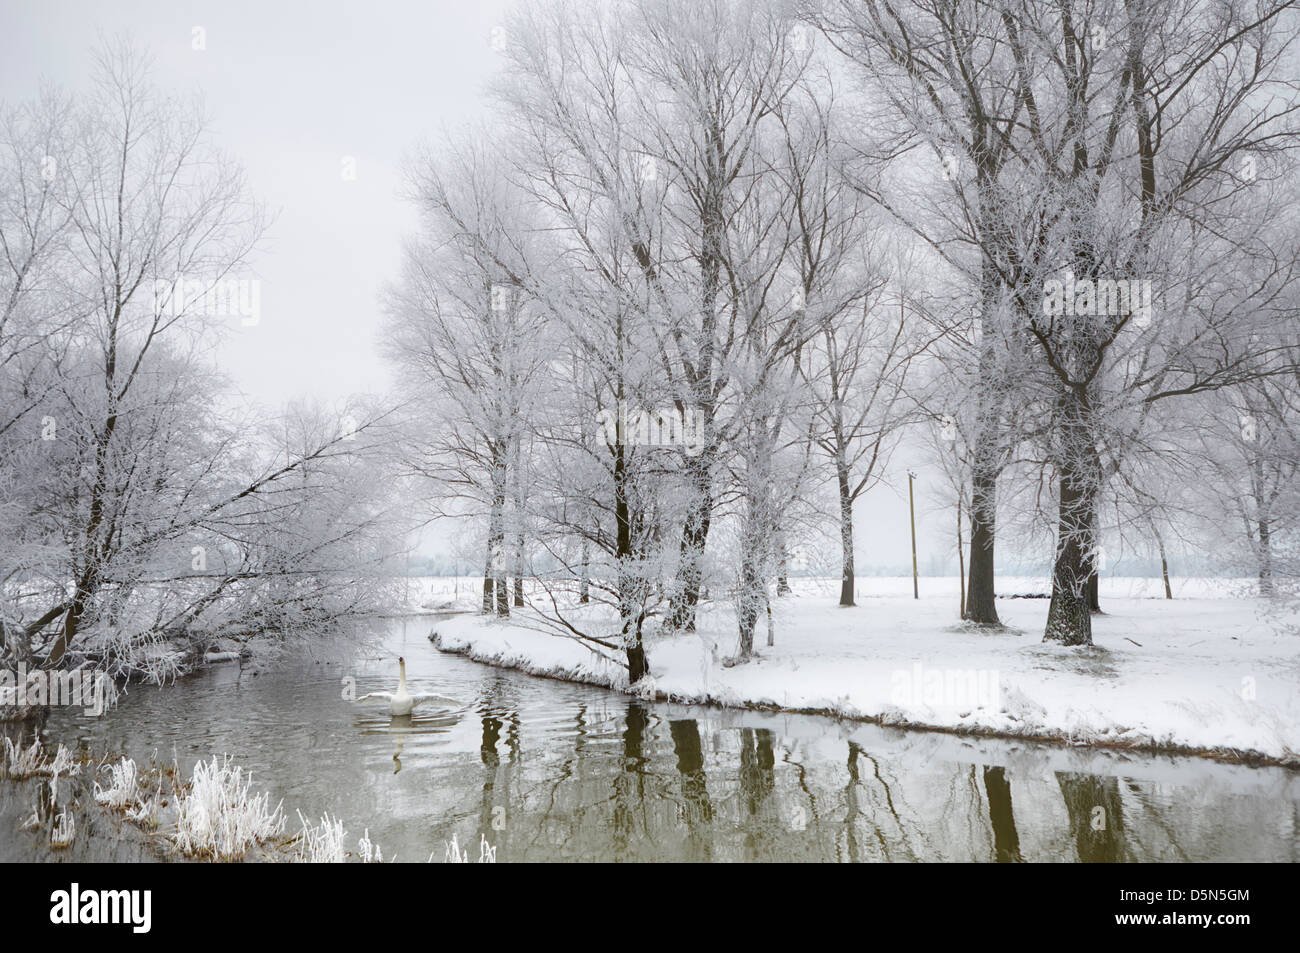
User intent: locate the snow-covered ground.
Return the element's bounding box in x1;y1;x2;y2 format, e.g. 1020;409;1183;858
426;576;1300;766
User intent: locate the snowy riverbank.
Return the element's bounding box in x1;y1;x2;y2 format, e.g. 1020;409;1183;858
430;577;1300;767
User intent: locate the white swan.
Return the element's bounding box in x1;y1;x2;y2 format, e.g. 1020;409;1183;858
356;657;459;717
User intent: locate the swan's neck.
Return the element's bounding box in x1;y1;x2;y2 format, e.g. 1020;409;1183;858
398;660;407;694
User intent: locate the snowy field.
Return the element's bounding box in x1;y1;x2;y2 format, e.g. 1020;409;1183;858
421;576;1300;766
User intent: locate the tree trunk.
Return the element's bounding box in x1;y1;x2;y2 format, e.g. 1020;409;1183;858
736;544;761;659
1258;518;1274;596
579;538;590;604
775;534;791;596
735;419;776;659
963;194;1005;626
1044;393;1096;646
625;630;650;683
1086;479;1102;614
1250;437;1275;596
494;566;508;617
489;456;509;617
49;410;118;666
965;466;999;624
509;449;525;605
667;153;722;634
957;497;966;618
510;535;524;607
47;595;85;668
613;441;649;683
837;455;855;607
667;455;712;632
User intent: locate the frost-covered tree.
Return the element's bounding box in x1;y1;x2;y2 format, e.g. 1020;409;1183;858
810;0;1033;626
0;43;403;680
1187;358;1300;594
499;0;817;632
384;133;551;618
814;0;1300;647
994;0;1300;645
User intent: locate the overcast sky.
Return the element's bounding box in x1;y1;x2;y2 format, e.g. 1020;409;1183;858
1;0;1005;572
1;0;512;409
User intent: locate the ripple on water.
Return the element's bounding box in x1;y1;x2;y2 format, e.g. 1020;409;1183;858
24;618;1300;863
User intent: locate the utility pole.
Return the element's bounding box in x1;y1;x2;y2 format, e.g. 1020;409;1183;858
908;471;919;600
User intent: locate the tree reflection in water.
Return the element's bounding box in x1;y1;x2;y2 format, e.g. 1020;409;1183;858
669;719;713;861
25;633;1295;863
1057;773;1129;862
983;766;1022;862
446;696;1293;862
25;631;1294;863
612;701;651;850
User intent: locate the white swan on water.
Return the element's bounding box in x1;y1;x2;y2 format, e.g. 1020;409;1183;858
356;657;459;717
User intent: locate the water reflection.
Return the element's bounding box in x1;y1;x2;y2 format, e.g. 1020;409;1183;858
983;766;1022;862
1058;773;1128;862
409;695;1297;862
357;711;464;775
670;718;713;861
14;619;1299;863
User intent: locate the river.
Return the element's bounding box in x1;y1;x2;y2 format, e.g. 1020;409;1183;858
6;616;1298;862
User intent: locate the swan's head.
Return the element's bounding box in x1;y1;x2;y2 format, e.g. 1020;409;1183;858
398;656;405;665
